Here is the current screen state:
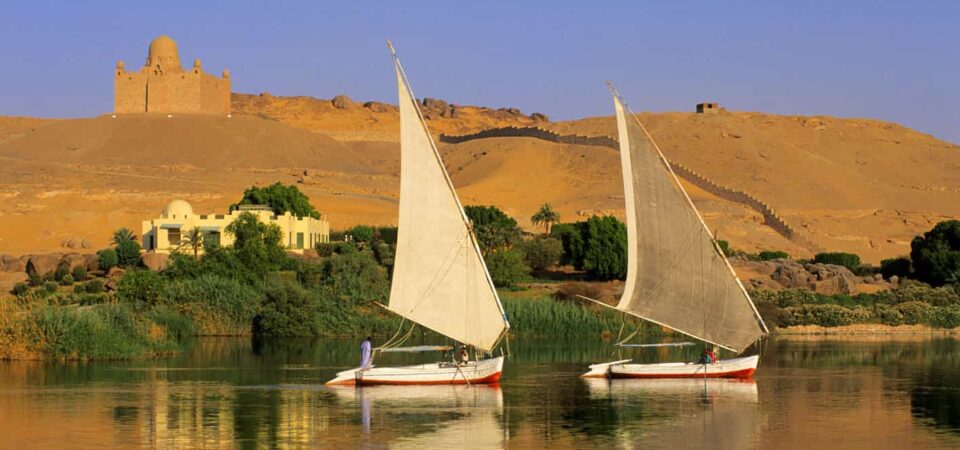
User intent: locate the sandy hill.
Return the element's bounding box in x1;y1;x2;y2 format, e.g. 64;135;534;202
231;92;547;141
0;104;957;264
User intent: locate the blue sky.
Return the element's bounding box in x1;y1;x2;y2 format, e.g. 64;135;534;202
0;1;957;143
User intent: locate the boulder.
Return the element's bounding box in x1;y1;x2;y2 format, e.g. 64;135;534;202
25;253;63;277
107;267;126;279
530;112;550;122
141;252;170;272
1;254;25;273
421;97;448;111
769;260;813;289
83;254;100;271
60;238;91;250
104;279;118;292
331;95;357;109
59;253;88;271
363;101;396;113
804;263;859;295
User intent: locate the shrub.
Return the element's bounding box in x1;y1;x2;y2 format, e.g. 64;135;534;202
910;220;960;287
896;301;933;325
758;250;789;261
28;274;43;287
880;257;912;280
44;282;58;295
85;279;105;294
582;216;628;280
59;275;74;286
890;282;959;307
146;305;197;340
521;236;564;271
71;265;87;281
116;239;142;267
254;283;321;336
717;240;731;257
778;304;867;327
485;249;530;288
165;274;260;334
12;282;30;297
813;252;861;271
552;282;603;302
372;241;394;268
320;251;389;304
53;265;69;282
875;304;904;326
97;248;119;271
28;303;173;359
348;225;375;243
929;305;960;328
117;270;166;306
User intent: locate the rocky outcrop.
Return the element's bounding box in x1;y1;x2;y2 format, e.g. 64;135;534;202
60;238;92;250
331;95;357;110
25;253;62;277
141;252;170;271
530;112;549;122
736;258;862;295
83;254;100;271
59;253;87;271
1;254;25;273
363;101;396;113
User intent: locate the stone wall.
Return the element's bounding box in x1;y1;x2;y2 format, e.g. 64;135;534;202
115;70;230;114
440;126;818;251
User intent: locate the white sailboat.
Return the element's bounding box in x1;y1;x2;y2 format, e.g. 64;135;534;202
581;87;769;379
326;42;510;386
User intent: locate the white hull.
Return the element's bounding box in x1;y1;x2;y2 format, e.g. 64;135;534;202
325;356;504;386
582;355;760;379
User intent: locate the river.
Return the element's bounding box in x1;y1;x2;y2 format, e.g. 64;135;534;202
1;336;958;449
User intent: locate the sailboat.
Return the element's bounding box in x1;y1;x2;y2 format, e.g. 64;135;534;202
325;42;510;386
581;87;769;379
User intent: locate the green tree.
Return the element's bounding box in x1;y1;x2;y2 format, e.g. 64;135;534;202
320;251;390;304
254;283;321;336
116;239;142;267
230;182;320;219
551;223;586;269
117;270;167;306
464;205;522;253
880;257;912;280
582;216;628;280
521;236;564;271
97;248;119;271
911;220;960;286
716;240;731;257
225;212;288;276
112;227;137;246
180;227;203;259
530;203;561;234
485;249;530;288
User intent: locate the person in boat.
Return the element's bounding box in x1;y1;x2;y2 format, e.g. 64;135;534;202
455;345;469;366
698;346;717;365
360;336;373;369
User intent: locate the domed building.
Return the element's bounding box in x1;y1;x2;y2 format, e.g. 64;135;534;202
114;35;231;114
142;199;330;254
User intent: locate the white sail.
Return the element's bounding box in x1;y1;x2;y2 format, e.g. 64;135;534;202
387;48;509;352
612;93;767;353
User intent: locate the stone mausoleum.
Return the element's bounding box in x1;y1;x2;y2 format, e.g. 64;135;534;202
141;200;330;254
115;35;231;114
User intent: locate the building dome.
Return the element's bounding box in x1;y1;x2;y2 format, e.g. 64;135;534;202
162;199;193;219
147;35;181;70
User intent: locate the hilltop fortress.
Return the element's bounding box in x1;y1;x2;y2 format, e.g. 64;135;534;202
114;35;230;114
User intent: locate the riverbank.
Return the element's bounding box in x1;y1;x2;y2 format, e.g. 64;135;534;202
776;324;960;335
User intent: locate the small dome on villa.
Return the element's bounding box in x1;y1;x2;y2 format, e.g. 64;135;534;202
162;199;193;219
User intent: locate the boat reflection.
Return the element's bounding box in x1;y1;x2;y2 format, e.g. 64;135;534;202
583;378;761;449
326;384;505;449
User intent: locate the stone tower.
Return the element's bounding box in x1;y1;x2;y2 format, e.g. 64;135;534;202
114;35;230;114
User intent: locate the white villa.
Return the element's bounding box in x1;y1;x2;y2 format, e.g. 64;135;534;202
141;199;330;254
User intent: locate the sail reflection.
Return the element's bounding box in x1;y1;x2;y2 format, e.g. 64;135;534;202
583;378;761;449
327;384;505;449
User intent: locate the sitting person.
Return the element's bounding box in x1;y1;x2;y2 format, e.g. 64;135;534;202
698;347;717;364
455;346;469;366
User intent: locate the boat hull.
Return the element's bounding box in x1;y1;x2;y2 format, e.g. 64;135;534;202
325;356;504;386
582;355;759;379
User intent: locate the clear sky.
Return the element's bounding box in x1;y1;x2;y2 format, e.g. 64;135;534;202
1;1;957;143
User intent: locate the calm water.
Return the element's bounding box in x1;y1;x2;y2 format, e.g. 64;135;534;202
1;337;959;449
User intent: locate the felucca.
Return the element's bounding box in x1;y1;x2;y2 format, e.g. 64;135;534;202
326;42;510;386
581;87;769;379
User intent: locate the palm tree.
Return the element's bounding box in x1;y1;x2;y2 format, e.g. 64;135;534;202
112;227;137;246
530;203;560;234
181;227;203;259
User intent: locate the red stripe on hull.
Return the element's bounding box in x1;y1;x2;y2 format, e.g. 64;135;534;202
330;371;502;386
611;367;756;380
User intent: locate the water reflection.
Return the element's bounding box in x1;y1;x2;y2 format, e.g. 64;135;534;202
1;337;960;449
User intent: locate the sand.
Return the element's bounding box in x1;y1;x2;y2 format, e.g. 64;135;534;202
0;96;957;264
